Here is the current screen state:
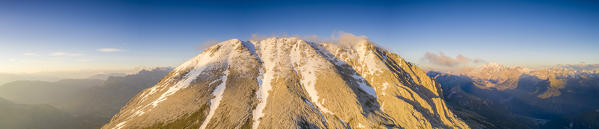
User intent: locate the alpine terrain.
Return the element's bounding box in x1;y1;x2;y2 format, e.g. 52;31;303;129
103;37;469;129
428;63;599;129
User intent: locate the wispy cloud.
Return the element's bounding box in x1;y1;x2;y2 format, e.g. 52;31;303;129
335;31;369;46
23;53;39;56
77;59;92;62
197;40;220;50
51;52;83;56
97;48;122;52
250;33;269;41
424;52;484;67
302;35;319;41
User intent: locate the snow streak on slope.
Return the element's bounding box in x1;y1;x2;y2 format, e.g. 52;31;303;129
200;41;251;129
108;40;240;129
290;40;334;114
111;49;218;128
312;42;378;98
199;67;230;129
251;39;277;129
151;63;207;107
114;121;126;129
149;40;236;108
351;74;377;98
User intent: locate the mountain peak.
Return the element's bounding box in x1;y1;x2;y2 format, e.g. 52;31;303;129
103;38;469;129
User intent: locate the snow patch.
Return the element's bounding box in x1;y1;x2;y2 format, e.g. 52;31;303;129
357;123;365;128
133;110;145;116
351;74;377;98
251;67;270;129
113;121;126;129
355;43;383;77
256;68;263;87
381;82;390;96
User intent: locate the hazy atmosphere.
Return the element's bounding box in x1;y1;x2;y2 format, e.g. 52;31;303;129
2;1;599;129
2;0;598;75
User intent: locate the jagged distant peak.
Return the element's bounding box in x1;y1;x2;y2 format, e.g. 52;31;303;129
434;62;599;90
550;64;599;72
479;62;504;68
476;62;529;72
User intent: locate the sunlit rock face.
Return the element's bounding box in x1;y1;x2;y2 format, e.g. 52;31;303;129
102;37;469;129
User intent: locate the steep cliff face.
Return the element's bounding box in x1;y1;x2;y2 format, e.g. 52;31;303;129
102;37;468;129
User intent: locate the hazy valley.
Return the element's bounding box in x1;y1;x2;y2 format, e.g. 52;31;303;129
0;68;170;129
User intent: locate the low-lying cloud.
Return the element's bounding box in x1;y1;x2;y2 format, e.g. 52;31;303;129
424;52;483;67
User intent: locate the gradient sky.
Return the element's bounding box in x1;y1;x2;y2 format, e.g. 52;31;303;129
1;0;598;73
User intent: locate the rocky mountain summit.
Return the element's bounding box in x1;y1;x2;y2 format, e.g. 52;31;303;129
103;37;468;129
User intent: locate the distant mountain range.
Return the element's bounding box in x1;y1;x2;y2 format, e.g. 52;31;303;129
2;46;598;129
0;68;171;129
0;71;130;86
428;63;599;129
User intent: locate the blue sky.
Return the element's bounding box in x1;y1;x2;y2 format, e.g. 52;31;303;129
1;0;598;73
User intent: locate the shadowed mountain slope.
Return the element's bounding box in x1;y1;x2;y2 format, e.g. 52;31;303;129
428;63;599;129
